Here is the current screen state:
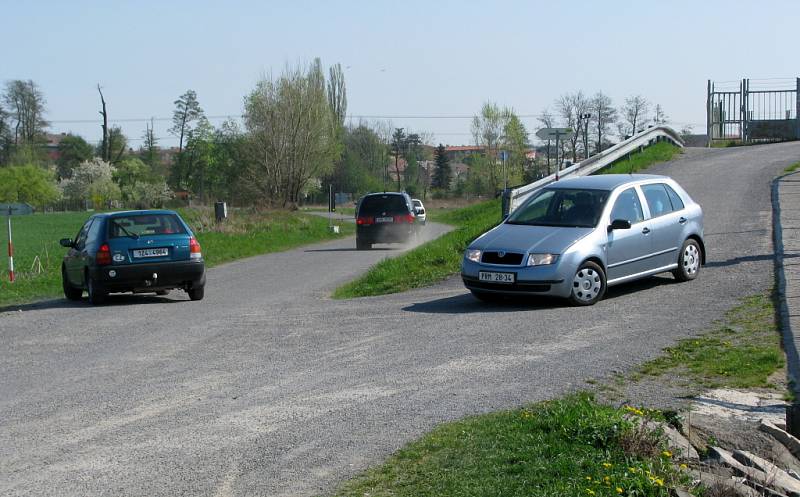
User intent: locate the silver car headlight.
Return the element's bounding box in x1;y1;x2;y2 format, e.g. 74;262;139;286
466;249;482;263
527;253;558;266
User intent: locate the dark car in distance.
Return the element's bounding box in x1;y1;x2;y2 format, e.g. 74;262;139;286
60;210;206;305
355;192;419;250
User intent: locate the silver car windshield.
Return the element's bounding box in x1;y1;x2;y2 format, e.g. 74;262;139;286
507;188;611;228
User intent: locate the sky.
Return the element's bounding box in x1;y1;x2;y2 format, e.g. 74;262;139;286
3;0;799;148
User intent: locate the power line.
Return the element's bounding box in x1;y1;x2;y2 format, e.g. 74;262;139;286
50;112;564;125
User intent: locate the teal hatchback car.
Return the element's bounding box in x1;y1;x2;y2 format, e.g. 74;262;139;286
60;210;206;305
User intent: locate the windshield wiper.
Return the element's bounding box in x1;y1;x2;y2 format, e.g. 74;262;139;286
112;220;139;239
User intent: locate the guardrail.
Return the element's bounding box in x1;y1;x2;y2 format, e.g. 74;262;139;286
508;125;685;213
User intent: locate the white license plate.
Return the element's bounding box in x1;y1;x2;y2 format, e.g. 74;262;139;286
133;248;169;258
375;216;393;223
479;271;515;284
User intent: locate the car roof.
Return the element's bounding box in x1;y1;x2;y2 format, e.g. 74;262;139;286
362;192;405;197
97;209;179;218
547;174;670;191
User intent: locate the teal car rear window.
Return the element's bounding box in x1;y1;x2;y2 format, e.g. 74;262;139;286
108;214;186;238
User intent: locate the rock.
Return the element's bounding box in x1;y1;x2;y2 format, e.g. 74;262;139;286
761;420;800;460
641;419;700;461
732;449;800;495
691;470;763;497
713;446;800;496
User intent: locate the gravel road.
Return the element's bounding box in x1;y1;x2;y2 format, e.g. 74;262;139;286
3;142;800;496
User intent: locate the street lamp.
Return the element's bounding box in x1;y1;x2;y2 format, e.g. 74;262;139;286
579;113;592;159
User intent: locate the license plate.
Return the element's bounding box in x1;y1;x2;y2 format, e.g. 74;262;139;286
375;216;393;223
479;271;515;284
133;248;169;258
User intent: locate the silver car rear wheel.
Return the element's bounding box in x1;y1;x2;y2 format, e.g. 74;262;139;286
569;261;605;306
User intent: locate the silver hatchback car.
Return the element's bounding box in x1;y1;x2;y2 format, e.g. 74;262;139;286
461;174;704;305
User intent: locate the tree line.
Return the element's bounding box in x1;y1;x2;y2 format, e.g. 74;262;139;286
0;67;687;210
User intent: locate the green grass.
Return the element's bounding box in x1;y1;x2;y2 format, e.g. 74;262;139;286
332;393;683;497
596;142;681;175
638;294;784;389
332;199;501;298
0;208;353;308
784;161;800;174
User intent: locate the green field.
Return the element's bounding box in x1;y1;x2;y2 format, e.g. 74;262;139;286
0;208;354;308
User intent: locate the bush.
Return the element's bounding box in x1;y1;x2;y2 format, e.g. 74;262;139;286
0;165;59;206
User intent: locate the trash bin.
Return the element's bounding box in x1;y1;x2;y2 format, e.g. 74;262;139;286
214;201;228;222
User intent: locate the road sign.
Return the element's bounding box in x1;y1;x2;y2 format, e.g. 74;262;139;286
536;127;574;141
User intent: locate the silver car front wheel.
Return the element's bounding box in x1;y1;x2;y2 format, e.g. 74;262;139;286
674;239;702;282
569;261;606;306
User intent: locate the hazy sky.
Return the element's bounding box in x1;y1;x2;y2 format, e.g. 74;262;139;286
4;0;799;148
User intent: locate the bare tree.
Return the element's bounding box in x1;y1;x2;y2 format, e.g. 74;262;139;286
620;95;650;138
3;79;48;146
589;92;617;153
537;108;555;174
0;103;12;164
97;84;109;161
555;91;589;162
653;104;669;125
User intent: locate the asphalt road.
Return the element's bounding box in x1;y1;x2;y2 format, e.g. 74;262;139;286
3;142;800;496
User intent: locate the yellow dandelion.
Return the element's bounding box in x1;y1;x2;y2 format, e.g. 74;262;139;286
616;487;623;494
602;462;612;469
661;450;672;458
628;467;637;473
654;478;664;487
586;476;592;481
679;463;688;470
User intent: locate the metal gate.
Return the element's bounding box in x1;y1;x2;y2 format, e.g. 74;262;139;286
707;78;800;145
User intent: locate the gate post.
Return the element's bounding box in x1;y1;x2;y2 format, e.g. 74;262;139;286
706;80;712;147
796;78;800;140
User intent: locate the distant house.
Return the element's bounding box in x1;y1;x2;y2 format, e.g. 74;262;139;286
444;145;485;162
43;133;68;162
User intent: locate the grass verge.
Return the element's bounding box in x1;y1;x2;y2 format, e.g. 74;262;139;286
597;142;681;175
332;199;500;299
784;161;800;174
635;294;784;389
332;393;684;497
0;207;353;308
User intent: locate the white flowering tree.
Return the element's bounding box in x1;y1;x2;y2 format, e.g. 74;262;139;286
60;158;121;209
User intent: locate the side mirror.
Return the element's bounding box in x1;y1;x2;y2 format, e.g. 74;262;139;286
608;219;631;231
60;238;75;248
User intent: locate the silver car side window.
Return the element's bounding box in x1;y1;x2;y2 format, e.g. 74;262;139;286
664;184;685;211
610;188;644;224
641;184;674;218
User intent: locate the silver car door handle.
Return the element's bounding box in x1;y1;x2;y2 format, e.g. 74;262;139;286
679;217;687;224
642;227;651;234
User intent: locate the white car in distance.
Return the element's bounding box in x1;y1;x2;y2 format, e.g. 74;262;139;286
412;199;426;225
